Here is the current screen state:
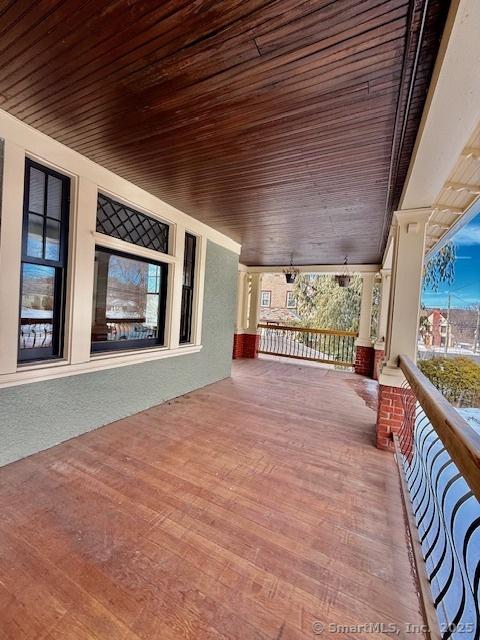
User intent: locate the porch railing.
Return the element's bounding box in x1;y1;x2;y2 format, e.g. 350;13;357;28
395;355;480;640
257;323;357;367
19;318;53;349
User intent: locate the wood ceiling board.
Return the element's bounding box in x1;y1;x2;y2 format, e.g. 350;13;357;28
0;0;448;266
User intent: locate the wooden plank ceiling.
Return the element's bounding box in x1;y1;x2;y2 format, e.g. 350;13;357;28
0;0;448;266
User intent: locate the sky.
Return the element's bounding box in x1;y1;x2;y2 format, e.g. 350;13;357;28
422;207;480;309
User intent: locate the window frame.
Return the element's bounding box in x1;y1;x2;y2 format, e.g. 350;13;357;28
286;291;296;308
18;159;71;363
96;191;171;255
0;119;240;389
260;290;271;308
179;232;197;345
90;245;168;354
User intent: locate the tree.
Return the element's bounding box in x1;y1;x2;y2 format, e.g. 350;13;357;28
423;241;456;291
294;274;363;332
418;307;430;342
418;357;480;408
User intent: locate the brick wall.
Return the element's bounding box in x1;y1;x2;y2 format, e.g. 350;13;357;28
376;385;414;450
233;333;259;359
354;344;374;377
260;273;295;309
373;348;384;381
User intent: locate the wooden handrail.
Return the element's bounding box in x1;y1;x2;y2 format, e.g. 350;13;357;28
257;323;358;337
106;317;146;324
399;355;480;502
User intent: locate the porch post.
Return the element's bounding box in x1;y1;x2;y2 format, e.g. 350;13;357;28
233;268;248;358
243;273;261;358
376;208;431;450
354;272;375;377
373;268;391;380
0;140;24;375
233;270;261;358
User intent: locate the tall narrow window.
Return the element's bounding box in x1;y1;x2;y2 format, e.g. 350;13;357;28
286;291;296;308
260;291;271;307
179;233;197;344
91;248;168;352
19;160;70;362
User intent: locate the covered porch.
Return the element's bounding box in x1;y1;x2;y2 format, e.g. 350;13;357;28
0;358;424;640
0;0;479;638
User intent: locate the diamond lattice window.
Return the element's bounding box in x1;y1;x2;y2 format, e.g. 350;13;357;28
96;194;169;254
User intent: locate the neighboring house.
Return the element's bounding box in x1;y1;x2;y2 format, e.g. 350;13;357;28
259;273;300;324
421;309;454;348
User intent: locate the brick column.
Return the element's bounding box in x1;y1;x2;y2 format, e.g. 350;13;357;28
232;333;243;359
243;333;259;358
232;332;259;359
376;384;414;451
376;209;430;450
233;272;261;359
354;344;374;377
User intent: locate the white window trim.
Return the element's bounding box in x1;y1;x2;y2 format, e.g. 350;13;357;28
286;291;296;308
0;110;240;388
260;290;271;307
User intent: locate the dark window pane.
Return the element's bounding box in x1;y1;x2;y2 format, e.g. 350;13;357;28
47;175;62;219
96;193;169;254
27;213;44;258
28;167;45;214
20;160;70;362
184;260;194;287
180;233;196;344
19;264;55;351
45;218;61;261
91;249;166;350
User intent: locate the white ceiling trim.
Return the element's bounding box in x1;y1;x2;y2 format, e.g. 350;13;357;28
400;0;480;211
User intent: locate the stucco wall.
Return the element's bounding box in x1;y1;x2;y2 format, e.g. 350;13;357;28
0;240;238;467
0;138;3;224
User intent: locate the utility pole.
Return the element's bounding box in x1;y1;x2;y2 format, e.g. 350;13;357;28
474;305;480;354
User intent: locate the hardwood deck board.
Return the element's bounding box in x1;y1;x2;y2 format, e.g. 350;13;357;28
0;359;426;639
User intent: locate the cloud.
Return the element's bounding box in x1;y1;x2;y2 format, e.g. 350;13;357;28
454;223;480;246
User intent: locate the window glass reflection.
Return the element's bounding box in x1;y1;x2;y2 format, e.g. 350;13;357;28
29;168;45;215
19;263;55;351
92;250;165;348
45;218;61;261
47;175;62;219
27;213;44;258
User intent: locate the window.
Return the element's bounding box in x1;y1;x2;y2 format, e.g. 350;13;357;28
19;160;70;362
180;233;197;344
91;248;168;352
260;290;271;307
96;193;169;254
286;291;296;308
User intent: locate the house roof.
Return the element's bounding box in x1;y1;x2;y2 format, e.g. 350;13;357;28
259;308;300;324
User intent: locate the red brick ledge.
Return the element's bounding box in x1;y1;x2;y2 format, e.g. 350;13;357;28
233;333;259;359
376;384;414;451
354;344;374;378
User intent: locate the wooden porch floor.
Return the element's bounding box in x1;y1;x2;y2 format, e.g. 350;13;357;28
0;359;426;640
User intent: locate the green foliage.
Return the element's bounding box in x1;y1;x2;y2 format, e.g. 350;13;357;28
371;282;381;339
418;357;480;408
293;274;363;332
423;242;456;291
